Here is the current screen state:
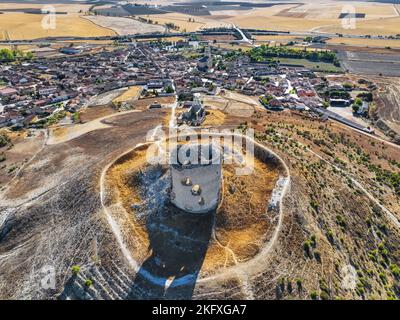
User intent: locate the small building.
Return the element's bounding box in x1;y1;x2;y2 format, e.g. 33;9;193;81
175;40;190;49
149;101;162;109
197;55;212;72
147;80;164;90
293;103;308;111
261;97;284;111
0;87;17;97
330;98;350;107
178;96;205;126
60;47;82;55
356;101;369;116
38;87;57;96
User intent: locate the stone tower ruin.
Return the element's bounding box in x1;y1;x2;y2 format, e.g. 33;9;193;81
170;143;222;214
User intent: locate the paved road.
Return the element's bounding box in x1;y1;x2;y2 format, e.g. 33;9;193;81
313;107;400;150
2;26;398;45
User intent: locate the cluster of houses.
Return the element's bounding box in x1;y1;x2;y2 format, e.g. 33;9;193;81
0;43;180;128
0;39;371;130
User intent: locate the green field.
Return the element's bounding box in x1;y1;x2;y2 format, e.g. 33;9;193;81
277;58;343;73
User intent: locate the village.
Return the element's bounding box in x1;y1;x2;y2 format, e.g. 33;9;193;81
0;39;375;134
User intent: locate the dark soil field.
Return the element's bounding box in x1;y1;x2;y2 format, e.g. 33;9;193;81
338;51;400;77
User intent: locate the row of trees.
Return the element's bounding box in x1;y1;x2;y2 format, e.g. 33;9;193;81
247;45;340;66
0;48;34;63
165;22;180;31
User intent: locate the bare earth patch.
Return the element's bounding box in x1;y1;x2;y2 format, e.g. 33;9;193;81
0;13;115;40
84;16;166;35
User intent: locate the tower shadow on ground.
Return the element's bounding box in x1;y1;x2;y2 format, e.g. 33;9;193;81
127;204;215;300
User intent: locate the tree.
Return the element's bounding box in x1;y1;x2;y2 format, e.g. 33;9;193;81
357;92;373;102
84;279;93;287
71;265;81;276
165;86;174;94
343;82;353;90
0;132;10;148
310;291;318;300
354;97;363;106
0;48;34;62
304;36;313;43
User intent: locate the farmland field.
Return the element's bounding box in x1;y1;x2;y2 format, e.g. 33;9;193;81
0;13;115;40
84;16;166;35
133;1;400;36
315;16;400;36
278;58;343;73
113;86;142;104
327;37;400;49
138;12;230;31
338;50;400;76
1;1;400;38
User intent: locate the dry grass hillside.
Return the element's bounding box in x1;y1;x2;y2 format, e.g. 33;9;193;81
1;101;398;299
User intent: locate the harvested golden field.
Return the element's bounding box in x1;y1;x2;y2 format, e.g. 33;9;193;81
254;35;301;45
203;109;226;126
0;3;91;13
276;2;398;19
348;3;398;18
84;16;165;35
254;35;300;41
212;42;253;51
132;96;176;111
226;15;338;32
59;39;113;45
138;13;205;32
136;36;186;43
0;44;37;51
327;37;400;49
215;2;400;36
236;4;297;17
0;13;115;40
138;12;230;32
316;16;400;36
113;86;142;104
223;13;400;36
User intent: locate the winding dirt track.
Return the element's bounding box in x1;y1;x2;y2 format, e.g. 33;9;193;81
47;110;142;145
375;79;400;136
306;147;400;229
99;131;291;293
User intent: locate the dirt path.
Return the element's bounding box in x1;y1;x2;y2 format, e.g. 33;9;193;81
375;79;400;135
0;129;47;198
394;4;400;17
99;132;291;293
306;146;400;229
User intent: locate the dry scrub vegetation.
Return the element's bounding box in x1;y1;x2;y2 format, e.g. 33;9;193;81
241;109;400;300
